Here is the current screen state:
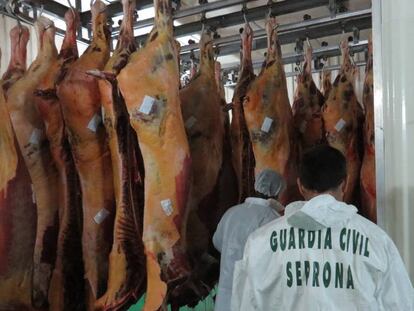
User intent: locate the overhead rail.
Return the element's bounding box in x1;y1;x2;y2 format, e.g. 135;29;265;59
220;40;369;70
133;0;329;41
180;9;372;60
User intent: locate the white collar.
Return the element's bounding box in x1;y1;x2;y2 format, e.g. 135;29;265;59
245;197;285;214
287;194;358;229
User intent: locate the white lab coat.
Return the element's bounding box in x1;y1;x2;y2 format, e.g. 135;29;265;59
213;197;284;311
232;194;414;311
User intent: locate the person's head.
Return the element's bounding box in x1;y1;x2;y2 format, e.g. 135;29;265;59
254;169;286;200
298;145;347;201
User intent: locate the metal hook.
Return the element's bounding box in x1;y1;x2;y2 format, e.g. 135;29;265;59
266;0;273;18
7;0;22;27
67;0;75;10
306;37;312;48
242;2;248;24
38;4;44;17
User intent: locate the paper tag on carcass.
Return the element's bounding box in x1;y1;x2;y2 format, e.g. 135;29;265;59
94;208;110;224
87;114;102;132
335;118;346;132
261;117;274;133
300;121;307;133
31;184;36;204
29;128;43;145
139;96;156;115
161;199;173;216
185;116;197;129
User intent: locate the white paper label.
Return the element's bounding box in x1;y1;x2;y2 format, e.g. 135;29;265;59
185;116;197;129
335;118;346;132
31;184;36;204
139;96;156;115
300;121;307;133
261;117;274;133
87;114;102;132
29;128;43;145
94;208;110;224
161;199;173;216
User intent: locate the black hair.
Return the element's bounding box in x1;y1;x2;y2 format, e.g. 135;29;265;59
299;145;347;193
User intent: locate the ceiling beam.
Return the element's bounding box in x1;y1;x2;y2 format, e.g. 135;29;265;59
134;0;330;43
180;9;372;61
41;0;68;19
221;40;369;70
80;0;153;26
111;0;262;38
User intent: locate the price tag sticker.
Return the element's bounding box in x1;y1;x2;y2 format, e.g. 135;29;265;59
94;208;110;224
139;96;156;115
87;114;102;132
161;199;173;216
335;118;346;132
29;128;43;145
261;117;274;133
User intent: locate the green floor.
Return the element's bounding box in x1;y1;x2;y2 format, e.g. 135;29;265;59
128;287;216;311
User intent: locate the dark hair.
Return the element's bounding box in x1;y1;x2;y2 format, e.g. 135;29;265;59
299;145;347;193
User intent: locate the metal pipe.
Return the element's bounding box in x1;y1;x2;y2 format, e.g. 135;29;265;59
0;7;91;45
133;0;329;41
220;40;368;70
181;9;372;54
110;0;263;37
224;61;366;87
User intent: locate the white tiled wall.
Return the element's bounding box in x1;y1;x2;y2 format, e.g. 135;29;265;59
374;0;414;281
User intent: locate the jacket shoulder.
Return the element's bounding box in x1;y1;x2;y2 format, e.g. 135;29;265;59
249;215;288;241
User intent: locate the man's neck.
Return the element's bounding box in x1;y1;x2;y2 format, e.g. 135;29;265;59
305;190;342;201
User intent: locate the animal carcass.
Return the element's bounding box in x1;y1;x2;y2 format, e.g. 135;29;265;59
57;0;114;306
117;0;192;309
243;17;298;204
34;7;85;310
0;43;36;310
1;25;30;93
230;23;256;202
88;0;146;309
6;17;61;308
320;68;332;99
292;45;325;157
322;40;361;204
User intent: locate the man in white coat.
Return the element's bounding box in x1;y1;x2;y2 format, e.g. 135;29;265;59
213;169;285;311
232;145;414;311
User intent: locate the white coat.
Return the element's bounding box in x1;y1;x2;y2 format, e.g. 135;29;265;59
232;194;414;311
213;197;284;311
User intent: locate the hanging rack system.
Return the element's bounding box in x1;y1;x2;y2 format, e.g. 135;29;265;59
0;0;372;65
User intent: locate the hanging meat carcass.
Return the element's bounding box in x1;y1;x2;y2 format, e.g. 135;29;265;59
117;0;192;309
57;0;114;307
360;39;376;222
292;45;325;158
243;17;299;205
33;7;85;311
87;0;146;309
320;68;332;99
213;61;239;224
230;23;256;203
2;24;30;93
180;29;224;255
177;30;226;305
0;46;37;310
322;40;361;204
5;17;61;309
